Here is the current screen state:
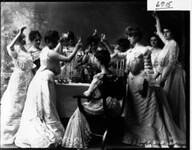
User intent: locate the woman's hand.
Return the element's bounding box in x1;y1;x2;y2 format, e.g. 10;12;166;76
19;26;26;34
152;11;158;19
75;37;82;49
93;29;97;36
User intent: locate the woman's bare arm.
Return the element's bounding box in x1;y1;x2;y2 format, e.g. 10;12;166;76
49;37;82;62
7;26;26;52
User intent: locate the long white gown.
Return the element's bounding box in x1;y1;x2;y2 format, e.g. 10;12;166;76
1;45;33;147
14;47;65;148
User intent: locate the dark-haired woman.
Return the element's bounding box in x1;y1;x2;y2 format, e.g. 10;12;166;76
15;30;82;148
153;13;186;134
28;30;42;74
102;26;185;148
62;49;121;149
1;26;33;147
148;34;161;66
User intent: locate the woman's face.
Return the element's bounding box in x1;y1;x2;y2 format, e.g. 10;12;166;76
150;36;158;48
32;35;41;48
163;29;172;40
127;35;138;46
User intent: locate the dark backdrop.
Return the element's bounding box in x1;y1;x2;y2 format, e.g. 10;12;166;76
35;2;189;63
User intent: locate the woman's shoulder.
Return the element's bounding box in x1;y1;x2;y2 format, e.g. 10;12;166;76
166;39;177;46
138;45;151;55
13;45;21;53
40;46;50;58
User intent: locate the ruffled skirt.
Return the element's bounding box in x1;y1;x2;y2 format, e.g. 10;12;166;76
62;97;121;149
122;72;186;148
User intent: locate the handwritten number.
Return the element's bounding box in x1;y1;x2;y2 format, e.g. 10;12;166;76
156;1;173;9
156;1;160;7
166;1;172;8
161;2;165;7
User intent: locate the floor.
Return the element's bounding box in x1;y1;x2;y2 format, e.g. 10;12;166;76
0;105;141;150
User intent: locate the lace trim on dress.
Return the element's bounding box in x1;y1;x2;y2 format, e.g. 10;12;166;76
122;135;186;148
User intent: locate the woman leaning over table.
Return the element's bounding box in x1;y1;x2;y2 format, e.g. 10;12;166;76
101;25;186;148
1;26;34;147
14;30;82;148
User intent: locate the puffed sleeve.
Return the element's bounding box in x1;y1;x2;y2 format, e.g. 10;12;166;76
83;73;103;97
111;50;128;60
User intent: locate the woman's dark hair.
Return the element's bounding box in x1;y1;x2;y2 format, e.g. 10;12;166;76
117;38;130;51
94;49;110;67
125;25;143;41
29;30;42;42
67;31;76;46
44;30;60;44
149;33;164;48
149;33;159;39
67;31;75;41
85;34;100;47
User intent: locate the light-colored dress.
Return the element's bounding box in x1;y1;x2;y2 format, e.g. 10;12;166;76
112;44;186;147
62;73;121;149
147;46;161;71
14;47;64;148
1;45;33;146
155;39;186;133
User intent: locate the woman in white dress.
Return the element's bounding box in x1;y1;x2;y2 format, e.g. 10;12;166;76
15;30;82;148
1;26;34;147
153;12;186;133
147;34;161;69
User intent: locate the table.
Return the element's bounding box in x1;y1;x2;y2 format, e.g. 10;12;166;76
56;83;90;118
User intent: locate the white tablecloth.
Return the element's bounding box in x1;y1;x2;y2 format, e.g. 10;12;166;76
56;83;90;118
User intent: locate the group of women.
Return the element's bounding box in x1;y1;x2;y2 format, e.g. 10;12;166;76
1;12;186;148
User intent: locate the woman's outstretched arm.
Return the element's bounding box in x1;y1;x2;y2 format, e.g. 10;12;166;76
49;37;82;62
153;12;166;44
100;34;114;54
